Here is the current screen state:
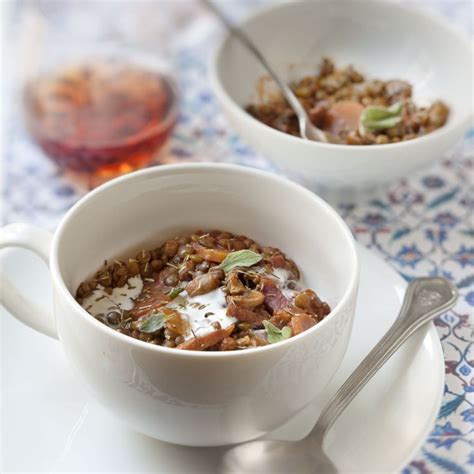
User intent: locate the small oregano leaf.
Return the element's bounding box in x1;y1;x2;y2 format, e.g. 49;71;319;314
139;312;169;333
167;286;185;300
360;101;403;134
263;320;292;344
219;249;262;274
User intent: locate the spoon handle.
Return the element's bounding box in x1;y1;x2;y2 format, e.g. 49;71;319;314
312;277;457;442
202;0;309;125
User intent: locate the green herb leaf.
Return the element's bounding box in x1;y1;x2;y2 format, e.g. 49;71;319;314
359;101;403;134
219;249;262;274
139;312;169;333
167;286;185;300
263;320;292;344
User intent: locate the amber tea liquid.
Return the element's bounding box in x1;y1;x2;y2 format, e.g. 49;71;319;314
24;61;177;184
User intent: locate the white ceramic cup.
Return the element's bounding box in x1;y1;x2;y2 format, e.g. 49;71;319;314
0;163;359;446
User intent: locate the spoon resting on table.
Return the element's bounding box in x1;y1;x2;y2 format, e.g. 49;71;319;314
221;277;457;474
203;0;334;143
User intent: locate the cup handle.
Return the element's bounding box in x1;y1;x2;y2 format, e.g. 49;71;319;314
0;223;58;339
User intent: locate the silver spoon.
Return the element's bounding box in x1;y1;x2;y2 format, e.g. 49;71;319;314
204;0;330;143
222;277;457;474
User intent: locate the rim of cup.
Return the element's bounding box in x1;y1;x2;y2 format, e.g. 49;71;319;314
51;163;359;358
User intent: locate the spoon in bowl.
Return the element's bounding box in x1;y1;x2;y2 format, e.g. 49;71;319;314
203;0;331;143
221;277;457;474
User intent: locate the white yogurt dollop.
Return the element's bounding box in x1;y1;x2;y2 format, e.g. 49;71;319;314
81;275;143;317
168;287;237;339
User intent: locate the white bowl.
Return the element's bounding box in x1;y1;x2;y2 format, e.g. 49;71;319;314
211;0;473;191
0;163;359;446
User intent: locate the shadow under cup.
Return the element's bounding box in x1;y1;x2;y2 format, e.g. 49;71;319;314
54;164;359;446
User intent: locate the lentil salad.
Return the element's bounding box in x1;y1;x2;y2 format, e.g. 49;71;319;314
246;57;449;145
76;230;331;351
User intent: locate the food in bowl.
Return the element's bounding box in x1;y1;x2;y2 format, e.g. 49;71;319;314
246;57;449;145
76;229;330;351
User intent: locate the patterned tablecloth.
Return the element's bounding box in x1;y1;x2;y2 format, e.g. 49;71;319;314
2;1;473;472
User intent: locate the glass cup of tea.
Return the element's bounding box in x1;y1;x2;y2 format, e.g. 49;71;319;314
23;47;178;187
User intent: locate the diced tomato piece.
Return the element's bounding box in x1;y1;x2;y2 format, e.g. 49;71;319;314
177;325;235;351
290;314;317;336
130;278;170;319
226;303;267;325
192;243;229;263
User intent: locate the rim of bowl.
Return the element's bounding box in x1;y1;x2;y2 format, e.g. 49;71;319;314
210;0;473;152
50;163;359;358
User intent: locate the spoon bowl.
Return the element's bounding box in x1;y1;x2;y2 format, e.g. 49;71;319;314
223;438;337;474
